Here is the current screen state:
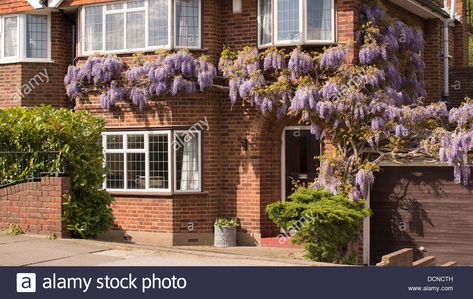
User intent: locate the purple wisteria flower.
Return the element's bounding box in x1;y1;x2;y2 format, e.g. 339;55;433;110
288;48;314;80
320;46;348;70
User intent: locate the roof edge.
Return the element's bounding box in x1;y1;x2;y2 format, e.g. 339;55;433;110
27;0;65;9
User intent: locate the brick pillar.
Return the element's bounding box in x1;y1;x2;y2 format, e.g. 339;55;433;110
453;0;469;67
337;0;362;62
424;19;443;100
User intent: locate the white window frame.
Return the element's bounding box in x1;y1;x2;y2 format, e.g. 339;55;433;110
102;130;202;193
0;12;52;64
80;0;201;56
173;0;202;49
173;130;202;193
274;0;304;45
103;131;172;193
23;12;52;62
303;0;335;45
257;0;335;48
0;14;20;62
257;0;273;47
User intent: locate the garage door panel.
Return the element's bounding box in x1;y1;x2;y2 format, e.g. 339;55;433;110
371;166;473;265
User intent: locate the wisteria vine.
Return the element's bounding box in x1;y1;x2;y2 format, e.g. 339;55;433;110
217;0;473;199
64;49;216;110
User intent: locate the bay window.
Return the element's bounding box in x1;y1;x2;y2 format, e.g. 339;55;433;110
103;130;202;193
81;0;202;55
0;13;50;63
258;0;334;47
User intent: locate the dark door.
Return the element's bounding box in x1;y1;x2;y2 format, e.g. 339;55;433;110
284;129;320;200
371;166;473;265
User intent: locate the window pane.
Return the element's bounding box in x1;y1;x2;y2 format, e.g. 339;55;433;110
127;153;146;189
127;134;144;149
259;0;272;45
106;135;123;149
175;0;200;47
107;3;124;10
175;133;200;191
149;134;169;189
126;11;145;49
149;0;169;46
4;16;18;57
277;0;300;42
106;13;124;51
106;153;124;189
307;0;332;41
26;15;48;58
84;6;103;51
127;0;145;8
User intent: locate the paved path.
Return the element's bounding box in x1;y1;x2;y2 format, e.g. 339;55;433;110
0;235;336;267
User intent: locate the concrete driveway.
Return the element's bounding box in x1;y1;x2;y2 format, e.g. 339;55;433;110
0;234;334;267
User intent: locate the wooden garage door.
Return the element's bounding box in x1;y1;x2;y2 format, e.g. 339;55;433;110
370;166;473;265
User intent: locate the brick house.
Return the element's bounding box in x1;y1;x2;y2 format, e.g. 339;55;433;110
0;0;472;265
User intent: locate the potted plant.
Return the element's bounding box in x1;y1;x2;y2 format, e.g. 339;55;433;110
214;218;238;247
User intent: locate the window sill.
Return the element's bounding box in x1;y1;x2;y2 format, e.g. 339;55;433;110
257;41;336;49
108;191;209;197
0;59;54;65
77;48;209;59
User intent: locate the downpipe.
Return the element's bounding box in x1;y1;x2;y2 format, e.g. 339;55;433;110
443;0;457;100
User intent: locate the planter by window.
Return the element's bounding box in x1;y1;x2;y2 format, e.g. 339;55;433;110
214;218;238;247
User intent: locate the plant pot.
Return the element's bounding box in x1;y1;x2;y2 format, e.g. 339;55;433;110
214;225;237;247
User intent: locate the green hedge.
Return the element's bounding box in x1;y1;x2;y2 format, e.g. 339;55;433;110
0;106;113;238
267;188;371;264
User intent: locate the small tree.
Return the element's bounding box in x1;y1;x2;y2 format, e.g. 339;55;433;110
267;187;370;264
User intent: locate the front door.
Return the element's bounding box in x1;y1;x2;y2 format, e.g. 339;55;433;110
283;128;320;200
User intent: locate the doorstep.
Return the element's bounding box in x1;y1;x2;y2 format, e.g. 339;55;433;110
261;237;303;249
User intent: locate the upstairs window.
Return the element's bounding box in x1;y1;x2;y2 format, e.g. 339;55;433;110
258;0;334;47
0;13;50;63
81;0;201;55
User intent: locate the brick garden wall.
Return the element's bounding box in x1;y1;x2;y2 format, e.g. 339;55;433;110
0;177;71;236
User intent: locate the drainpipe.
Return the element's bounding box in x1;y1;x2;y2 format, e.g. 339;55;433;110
443;0;456;100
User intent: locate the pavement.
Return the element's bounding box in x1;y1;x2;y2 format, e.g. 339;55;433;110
0;234;338;267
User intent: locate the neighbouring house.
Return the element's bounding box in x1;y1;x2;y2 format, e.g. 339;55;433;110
0;0;472;265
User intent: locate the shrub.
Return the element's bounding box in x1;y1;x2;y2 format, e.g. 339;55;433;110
0;106;113;238
266;187;371;264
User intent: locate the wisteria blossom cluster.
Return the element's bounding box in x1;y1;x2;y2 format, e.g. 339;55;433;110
357;0;426;104
218;0;473;199
64;56;124;100
65;50;217;109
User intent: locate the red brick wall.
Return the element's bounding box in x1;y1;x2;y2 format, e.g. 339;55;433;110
449;66;473;107
0;177;71;236
338;0;362;61
424;19;443;100
111;196;173;233
21;12;73;108
0;64;22;108
452;0;468;67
